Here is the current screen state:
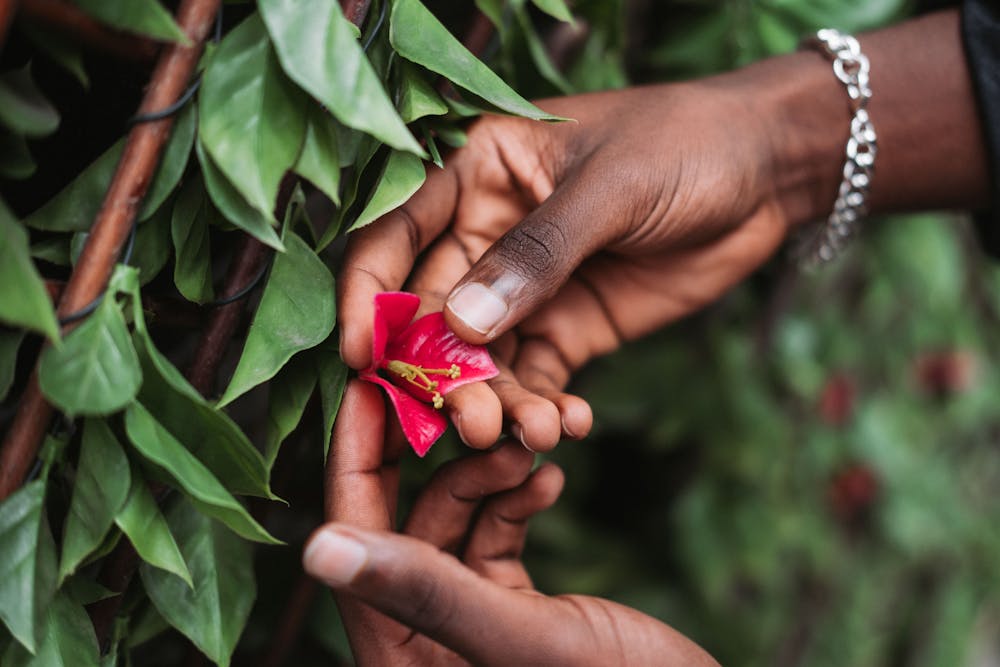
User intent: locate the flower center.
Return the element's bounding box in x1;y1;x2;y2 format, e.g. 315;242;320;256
385;360;461;409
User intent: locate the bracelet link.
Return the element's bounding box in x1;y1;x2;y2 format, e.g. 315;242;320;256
795;28;877;268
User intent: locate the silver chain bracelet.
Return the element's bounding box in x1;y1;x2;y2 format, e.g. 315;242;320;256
794;29;877;268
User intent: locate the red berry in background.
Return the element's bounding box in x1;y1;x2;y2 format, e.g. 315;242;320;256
818;373;856;427
827;463;880;528
913;349;976;398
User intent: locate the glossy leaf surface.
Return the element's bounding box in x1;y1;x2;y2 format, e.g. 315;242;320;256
140;500;255;667
218;232;335;407
260;0;423;154
199;14;306;218
58;420;131;582
1;592;98;667
124;403;280;544
73;0;187;43
38;296;141;416
294;106;341;205
170;179;214;303
348;150;425;232
0;202;59;340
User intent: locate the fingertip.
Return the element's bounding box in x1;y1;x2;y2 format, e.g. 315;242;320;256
532;463;566;505
510;401;562;452
445;383;503;449
557;395;593;440
339;321;373;370
303;525;369;587
445;282;511;343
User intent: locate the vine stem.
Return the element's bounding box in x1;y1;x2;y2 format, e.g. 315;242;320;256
18;0;159;62
0;0;221;500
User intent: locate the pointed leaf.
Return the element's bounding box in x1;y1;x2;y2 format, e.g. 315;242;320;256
0;131;37;179
196;140;284;250
115;464;192;586
265;354;316;468
0;202;59;340
0;65;59;137
1;592;98;667
138;103;197;221
134;330;273;498
170;179;214;303
390;0;564;121
0;328;24;401
199;14;307;217
218;232;335;406
124;402;281;544
316;343;348;457
73;0;188;44
58;420;131;582
24;106;195;232
259;0;423;155
140;500;256;667
131;204;173;285
348;150;426;232
0;481;57;654
398;62;449;123
531;0;573;23
21;24;89;88
294;106;341;205
38;296;141;416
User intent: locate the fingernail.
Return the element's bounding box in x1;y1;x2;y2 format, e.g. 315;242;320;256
447;283;508;335
303;529;367;586
511;423;534;452
561;415;577;439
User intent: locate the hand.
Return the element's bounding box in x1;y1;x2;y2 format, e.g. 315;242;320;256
305;379;719;666
337;10;988;454
338;69;800;453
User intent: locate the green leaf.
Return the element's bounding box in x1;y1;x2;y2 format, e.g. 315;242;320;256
58;419;131;583
114;463;192;586
124;402;280;544
30;237;70;266
138;103;197;221
398;62;449;123
264;354;316;468
131;205;173;285
170;179;214;303
24;105;195;232
390;0;563;121
218;232;336;406
0;328;24;401
21;24;89;88
63;576;116;606
0;202;59;340
0;65;59;137
259;0;424;155
348;150;426;232
0;131;37;180
38;294;141;416
0;481;57;654
515;5;573;94
140;500;256;667
133;329;274;499
72;0;188;44
531;0;574;23
1;592;99;667
475;0;505;28
316;342;348;457
196;139;284;251
199;14;307;217
294;106;341;205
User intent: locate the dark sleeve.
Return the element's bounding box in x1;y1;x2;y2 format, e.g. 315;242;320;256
961;0;1000;257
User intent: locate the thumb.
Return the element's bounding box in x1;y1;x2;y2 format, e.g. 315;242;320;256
303;524;567;664
444;172;620;343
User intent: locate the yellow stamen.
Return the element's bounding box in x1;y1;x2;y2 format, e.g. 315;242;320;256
386;360;461;409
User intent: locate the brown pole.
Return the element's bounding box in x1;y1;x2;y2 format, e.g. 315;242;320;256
0;0;221;501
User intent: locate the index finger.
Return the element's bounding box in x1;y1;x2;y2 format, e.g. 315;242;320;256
324;379;395;530
338;164;459;370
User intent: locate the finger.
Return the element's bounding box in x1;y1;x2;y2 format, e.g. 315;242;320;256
338;165;460;370
443;381;503;449
443;168;621;345
403;440;534;552
324;380;393;530
489;362;563;452
303;524;575;666
510;338;593;440
465;463;565;588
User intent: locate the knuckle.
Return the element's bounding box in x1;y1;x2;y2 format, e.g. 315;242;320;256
496;218;569;281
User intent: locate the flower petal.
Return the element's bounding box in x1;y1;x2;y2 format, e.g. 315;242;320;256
360;371;447;457
385;311;499;398
372;292;421;367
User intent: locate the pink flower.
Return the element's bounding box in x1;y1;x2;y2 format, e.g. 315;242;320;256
360;292;499;456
